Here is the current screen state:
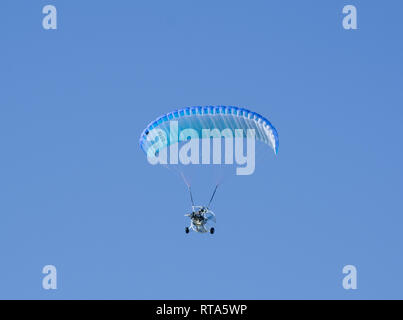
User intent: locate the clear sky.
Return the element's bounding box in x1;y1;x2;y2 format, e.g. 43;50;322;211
0;0;402;299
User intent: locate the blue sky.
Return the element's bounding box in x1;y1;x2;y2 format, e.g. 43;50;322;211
0;0;402;299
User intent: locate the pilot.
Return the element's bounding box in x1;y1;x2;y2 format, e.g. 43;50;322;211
191;211;201;224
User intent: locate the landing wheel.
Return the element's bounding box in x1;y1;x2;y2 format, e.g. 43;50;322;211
210;227;215;234
185;227;189;234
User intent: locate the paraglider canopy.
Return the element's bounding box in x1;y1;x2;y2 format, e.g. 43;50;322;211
139;105;279;165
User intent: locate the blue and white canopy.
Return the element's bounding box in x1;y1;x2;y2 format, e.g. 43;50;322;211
139;105;279;157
